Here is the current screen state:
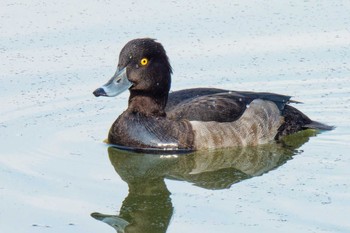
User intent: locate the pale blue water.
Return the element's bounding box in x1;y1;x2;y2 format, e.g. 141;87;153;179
1;1;350;233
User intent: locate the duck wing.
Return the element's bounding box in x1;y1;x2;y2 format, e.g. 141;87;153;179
166;88;293;122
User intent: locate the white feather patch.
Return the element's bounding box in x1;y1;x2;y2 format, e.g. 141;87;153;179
190;99;284;150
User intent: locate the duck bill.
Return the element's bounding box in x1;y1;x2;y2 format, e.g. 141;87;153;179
93;67;132;97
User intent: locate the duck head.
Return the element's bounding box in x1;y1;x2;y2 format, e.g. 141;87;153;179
93;38;172;112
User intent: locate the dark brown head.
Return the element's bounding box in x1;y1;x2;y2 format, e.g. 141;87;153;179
93;38;172;114
119;38;172;95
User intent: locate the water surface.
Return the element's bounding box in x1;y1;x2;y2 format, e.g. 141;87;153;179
1;1;350;233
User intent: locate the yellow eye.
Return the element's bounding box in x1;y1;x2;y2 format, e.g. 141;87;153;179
140;58;148;66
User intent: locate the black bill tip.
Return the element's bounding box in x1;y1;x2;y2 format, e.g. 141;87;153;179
93;88;107;97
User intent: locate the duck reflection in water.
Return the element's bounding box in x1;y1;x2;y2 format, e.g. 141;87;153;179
91;130;316;233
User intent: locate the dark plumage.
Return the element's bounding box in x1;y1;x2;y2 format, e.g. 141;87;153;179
93;38;333;151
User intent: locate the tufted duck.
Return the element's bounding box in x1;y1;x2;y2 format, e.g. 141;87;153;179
93;38;333;151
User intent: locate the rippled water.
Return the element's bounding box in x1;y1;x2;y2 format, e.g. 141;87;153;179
1;1;350;233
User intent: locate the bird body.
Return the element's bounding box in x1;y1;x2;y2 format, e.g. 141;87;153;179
93;38;332;151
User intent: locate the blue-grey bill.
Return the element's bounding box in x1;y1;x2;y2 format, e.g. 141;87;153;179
93;67;132;97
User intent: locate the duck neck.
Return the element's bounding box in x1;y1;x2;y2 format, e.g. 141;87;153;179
127;91;168;117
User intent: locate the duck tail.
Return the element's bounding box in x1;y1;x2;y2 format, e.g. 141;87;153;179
304;120;335;131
